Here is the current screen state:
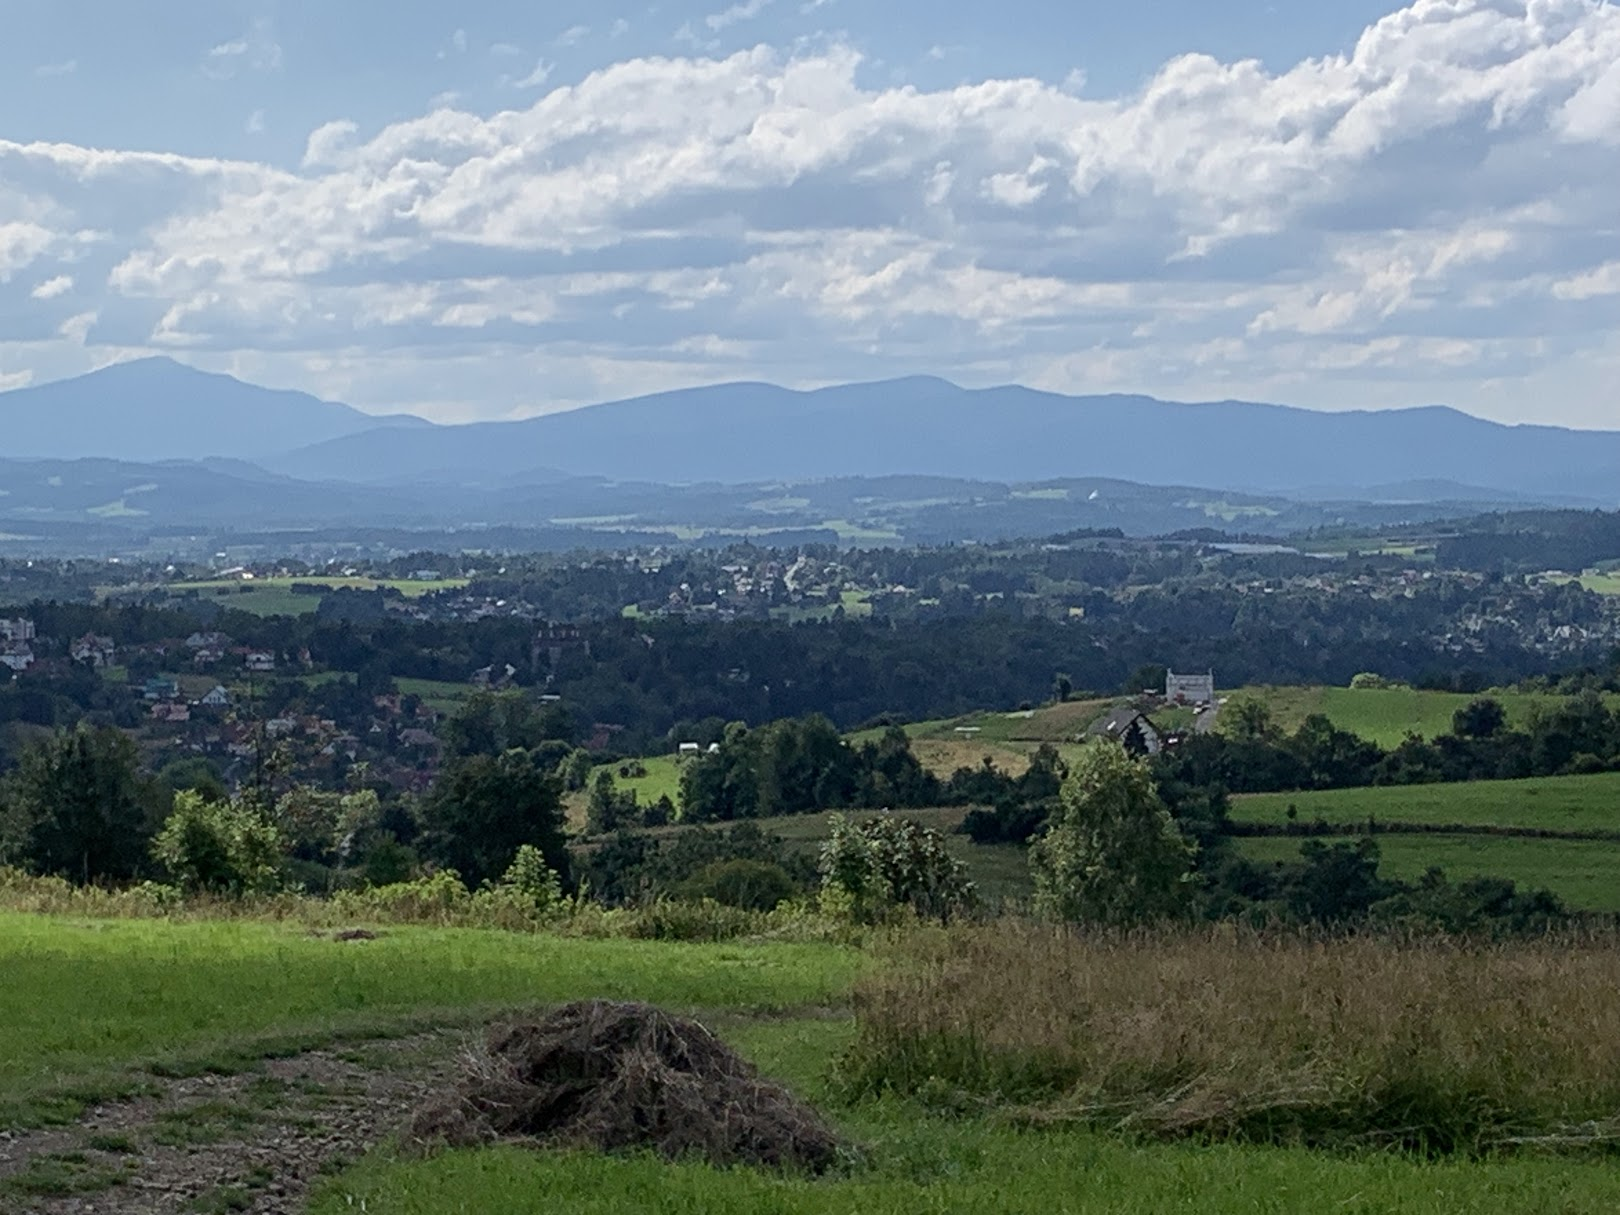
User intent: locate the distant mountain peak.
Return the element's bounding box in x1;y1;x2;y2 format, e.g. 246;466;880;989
0;358;429;462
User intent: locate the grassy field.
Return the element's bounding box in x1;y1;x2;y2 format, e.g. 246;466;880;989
567;753;689;826
1576;571;1620;595
1231;771;1620;833
151;576;469;618
8;914;1620;1213
395;676;479;715
314;1107;1620;1214
1225;685;1620;747
1235;833;1620;912
0;914;855;1122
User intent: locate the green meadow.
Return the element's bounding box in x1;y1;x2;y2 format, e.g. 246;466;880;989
156;576;469;617
1231;771;1620;833
1224;685;1620;748
0;914;854;1122
7;913;1620;1215
1236;833;1620;912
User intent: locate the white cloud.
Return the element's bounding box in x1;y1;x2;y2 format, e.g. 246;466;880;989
610;19;631;38
0;369;33;390
514;60;554;89
245;109;267;135
490;42;523;57
0;223;54;282
7;0;1620;425
554;24;590;47
205;18;282;77
34;60;77;78
707;0;774;32
1552;261;1620;300
57;311;97;345
31;275;73;300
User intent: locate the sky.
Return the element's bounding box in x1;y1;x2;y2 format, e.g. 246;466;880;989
1;0;1619;426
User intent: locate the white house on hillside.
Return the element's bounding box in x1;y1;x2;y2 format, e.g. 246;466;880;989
1166;670;1215;705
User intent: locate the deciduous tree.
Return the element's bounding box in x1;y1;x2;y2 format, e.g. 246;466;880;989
1031;740;1193;926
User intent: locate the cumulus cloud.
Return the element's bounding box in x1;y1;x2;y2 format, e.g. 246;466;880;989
707;0;774;32
5;0;1620;424
31;275;73;300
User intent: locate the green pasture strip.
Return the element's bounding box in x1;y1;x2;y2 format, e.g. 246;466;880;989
314;1019;1620;1215
1232;772;1620;833
0;915;858;1126
169;577;468;598
394;676;475;714
1235;834;1620;912
1228;686;1620;748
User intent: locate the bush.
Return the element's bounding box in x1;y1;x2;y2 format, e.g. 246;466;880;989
819;815;976;923
488;844;565;914
152;792;283;897
331;870;473;923
679;859;798;911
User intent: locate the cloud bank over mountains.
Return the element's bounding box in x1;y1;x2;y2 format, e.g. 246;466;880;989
2;0;1618;424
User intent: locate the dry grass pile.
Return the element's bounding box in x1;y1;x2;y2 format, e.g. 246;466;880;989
843;921;1620;1152
412;1000;844;1171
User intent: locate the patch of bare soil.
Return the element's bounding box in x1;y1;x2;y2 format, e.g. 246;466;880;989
0;1031;463;1215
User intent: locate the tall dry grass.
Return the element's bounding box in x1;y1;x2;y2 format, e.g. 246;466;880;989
843;920;1620;1152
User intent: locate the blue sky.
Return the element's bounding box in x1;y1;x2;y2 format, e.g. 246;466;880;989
2;0;1619;425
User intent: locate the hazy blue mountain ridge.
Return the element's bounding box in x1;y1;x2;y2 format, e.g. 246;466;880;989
0;358;429;462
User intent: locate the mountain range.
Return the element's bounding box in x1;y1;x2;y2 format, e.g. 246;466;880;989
259;375;1620;502
0;358;1615;556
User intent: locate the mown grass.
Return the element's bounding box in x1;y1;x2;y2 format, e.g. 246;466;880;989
1231;771;1620;833
844;922;1620;1153
1227;686;1620;747
311;1125;1620;1215
1236;833;1620;912
0;914;857;1126
313;1011;1620;1215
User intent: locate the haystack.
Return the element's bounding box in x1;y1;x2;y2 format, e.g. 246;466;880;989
411;1000;844;1172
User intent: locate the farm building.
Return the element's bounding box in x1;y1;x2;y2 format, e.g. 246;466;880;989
1166;670;1215;705
1088;706;1164;757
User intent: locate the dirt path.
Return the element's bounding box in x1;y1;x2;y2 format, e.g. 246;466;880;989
0;1030;466;1215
